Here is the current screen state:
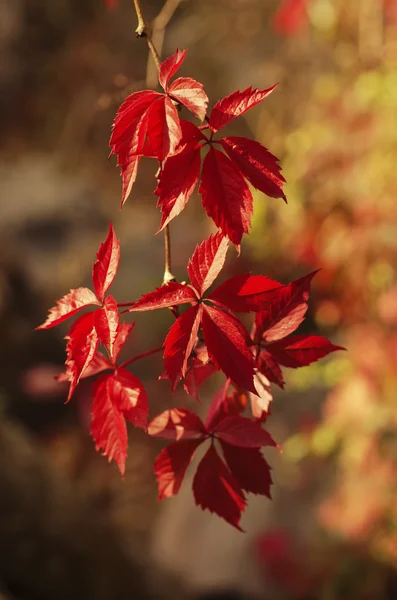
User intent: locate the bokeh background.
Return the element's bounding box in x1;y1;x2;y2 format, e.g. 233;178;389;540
0;1;396;599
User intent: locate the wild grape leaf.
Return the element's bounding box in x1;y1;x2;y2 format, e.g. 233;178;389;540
209;85;277;133
56;351;111;383
204;378;232;431
187;232;229;296
220;442;273;497
112;322;134;362
92;222;120;302
168;77;208;121
148;408;206;440
193;445;246;530
108;368;149;429
213;415;277;448
154;438;204;499
130;281;198;311
37;287;100;330
183;349;218;401
159;49;187;90
250;370;273;421
64;312;99;402
90;374;129;476
209;273;282;312
94;295;119;359
221;137;286;201
266;335;344;368
199;146;253;245
257;350;285;389
255;271;318;342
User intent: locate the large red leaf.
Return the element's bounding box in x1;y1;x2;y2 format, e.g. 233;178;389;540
209;85;277;133
36;287;100;329
154;438;204;500
110;368;149;429
220;442;273;497
193;445;246;530
90;374;128;476
220;137;286;201
199;147;253;245
266;335;344;368
148;408;206;440
187;232;229;296
129;281;198;312
110;90;159;149
92;223;120;302
163;304;203;391
255;271;317;342
213;415;277;448
209;273;282;312
168;77;208;121
201;305;256;394
159;49;187;91
64;312;99;401
156;143;201;231
94;295;119;359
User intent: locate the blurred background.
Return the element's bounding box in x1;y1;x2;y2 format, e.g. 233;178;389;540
0;0;396;599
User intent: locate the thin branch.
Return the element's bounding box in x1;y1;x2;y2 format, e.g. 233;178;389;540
131;0;177;284
119;346;163;369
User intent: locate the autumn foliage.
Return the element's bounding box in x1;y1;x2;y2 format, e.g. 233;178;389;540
37;42;342;528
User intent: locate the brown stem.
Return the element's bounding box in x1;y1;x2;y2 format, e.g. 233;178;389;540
119;346;163;369
131;0;175;284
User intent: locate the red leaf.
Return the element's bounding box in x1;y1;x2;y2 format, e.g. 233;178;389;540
257;350;285;389
199;147;253;245
112;322;134;362
90;374;128;476
209;85;277;133
267;335;344;368
187;232;229;296
220;442;272;497
250;370;273;421
37;287;100;329
120;156;141;207
209;273;282;312
154;438;204;499
205;378;232;431
193;445;246;530
156;143;201;231
221;137;286;201
168;77;209;121
159;49;187;91
184;355;218;401
147;96;182;162
107;368;148;429
92;223;120;302
64;312;99;401
201;305;256;393
255;271;318;342
129;281;198;312
163;304;203;391
148;408;206;440
94;295;119;359
57;351;112;383
213;415;277;448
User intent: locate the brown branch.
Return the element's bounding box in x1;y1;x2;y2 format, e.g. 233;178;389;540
131;0;179;284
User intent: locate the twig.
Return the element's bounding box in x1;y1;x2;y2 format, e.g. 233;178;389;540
119;346;163;369
131;0;177;284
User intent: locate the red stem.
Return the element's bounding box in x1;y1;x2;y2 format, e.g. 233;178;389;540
119;346;163;369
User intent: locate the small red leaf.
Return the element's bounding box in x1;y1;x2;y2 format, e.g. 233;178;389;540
193;445;246;530
213;415;277;448
159;49;187;91
199;147;253;245
221;137;286;202
250;370;273;421
94;295;119;359
201;305;256;394
257;350;285;389
37;287;100;329
156;143;201;231
92;223;120;302
147;96;182;162
90;374;128;476
209;85;277;133
184;355;218;401
154;438;204;499
168;77;209;121
129;282;198;312
57;351;112;383
163;304;203;391
255;271;318;342
266;335;344;368
205;378;232;431
220;442;272;497
110;368;149;429
187;232;229;296
113;322;134;362
209;273;282;312
64;312;99;401
148;408;206;440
